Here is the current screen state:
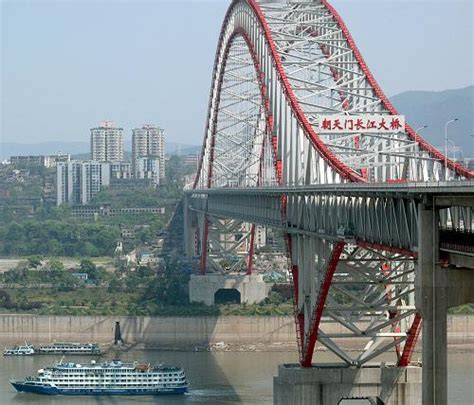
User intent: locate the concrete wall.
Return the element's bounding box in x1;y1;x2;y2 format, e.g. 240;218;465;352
0;315;295;347
0;315;472;347
446;314;474;344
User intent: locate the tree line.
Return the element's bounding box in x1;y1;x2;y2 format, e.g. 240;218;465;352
0;220;120;257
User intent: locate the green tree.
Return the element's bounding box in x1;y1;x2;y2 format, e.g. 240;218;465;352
0;290;13;308
141;259;188;306
107;277;124;293
27;255;43;269
48;259;65;272
79;259;106;284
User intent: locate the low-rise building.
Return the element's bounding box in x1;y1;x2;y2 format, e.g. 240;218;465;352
10;153;70;168
71;273;89;282
70;204;165;220
120;225;150;239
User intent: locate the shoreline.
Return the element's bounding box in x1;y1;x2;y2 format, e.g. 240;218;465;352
1;314;472;354
105;341;474;354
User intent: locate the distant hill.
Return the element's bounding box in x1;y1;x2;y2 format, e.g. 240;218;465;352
0;141;89;160
2;86;472;160
390;86;474;158
0;141;201;161
166;142;201;156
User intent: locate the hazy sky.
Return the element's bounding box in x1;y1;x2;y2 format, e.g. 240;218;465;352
1;0;473;145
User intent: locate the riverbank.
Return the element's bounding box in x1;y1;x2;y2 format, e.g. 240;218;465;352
0;315;473;351
0;256;114;273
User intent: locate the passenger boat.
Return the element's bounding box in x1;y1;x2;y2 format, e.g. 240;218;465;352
37;342;102;355
4;343;36;356
11;359;188;396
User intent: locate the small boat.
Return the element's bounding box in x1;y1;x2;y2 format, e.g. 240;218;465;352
11;359;189;396
37;342;102;355
4;343;36;356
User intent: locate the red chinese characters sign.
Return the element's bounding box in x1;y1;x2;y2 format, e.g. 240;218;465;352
318;115;405;133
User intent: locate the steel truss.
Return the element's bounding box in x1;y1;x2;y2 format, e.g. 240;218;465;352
190;0;474;368
190;185;474;253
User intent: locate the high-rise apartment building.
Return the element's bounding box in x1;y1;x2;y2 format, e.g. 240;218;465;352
57;161;111;206
90;121;124;162
132;125;165;179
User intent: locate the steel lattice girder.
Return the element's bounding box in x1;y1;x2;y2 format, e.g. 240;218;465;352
187;184;474;365
188;184;474;254
190;0;474;368
294;240;418;367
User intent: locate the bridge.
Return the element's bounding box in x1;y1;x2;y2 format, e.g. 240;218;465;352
183;1;474;404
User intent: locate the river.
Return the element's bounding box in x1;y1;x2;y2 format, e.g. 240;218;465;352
0;350;472;404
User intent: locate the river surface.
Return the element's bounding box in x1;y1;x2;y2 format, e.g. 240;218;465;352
0;350;472;404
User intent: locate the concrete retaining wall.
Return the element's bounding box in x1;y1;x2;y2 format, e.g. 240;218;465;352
0;315;295;347
0;315;472;347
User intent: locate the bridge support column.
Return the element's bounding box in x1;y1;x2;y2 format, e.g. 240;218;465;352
183;194;196;258
273;364;421;405
417;203;447;405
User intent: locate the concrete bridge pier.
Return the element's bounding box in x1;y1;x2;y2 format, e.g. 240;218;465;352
189;273;267;305
273;364;421;405
417;201;474;405
417;203;447;405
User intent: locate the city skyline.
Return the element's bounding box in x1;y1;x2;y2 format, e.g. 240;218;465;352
1;0;472;145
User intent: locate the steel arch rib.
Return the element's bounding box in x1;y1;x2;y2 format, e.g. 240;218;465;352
194;0;366;188
196;27;281;272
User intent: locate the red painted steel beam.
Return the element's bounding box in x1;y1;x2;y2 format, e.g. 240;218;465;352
357;240;417;258
399;312;423;366
301;241;346;368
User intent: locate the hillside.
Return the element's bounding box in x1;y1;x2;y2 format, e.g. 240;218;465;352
390;86;473;158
